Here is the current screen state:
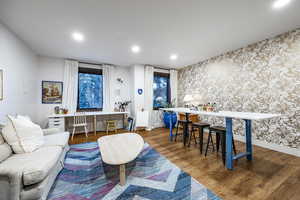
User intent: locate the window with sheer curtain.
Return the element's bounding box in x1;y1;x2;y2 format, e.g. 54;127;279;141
77;67;103;111
153;72;170;109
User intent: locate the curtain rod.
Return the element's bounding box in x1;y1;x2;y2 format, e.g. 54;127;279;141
68;59;177;70
78;61;112;66
145;64;177;71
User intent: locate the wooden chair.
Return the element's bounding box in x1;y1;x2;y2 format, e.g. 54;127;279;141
72;112;88;141
106;120;117;134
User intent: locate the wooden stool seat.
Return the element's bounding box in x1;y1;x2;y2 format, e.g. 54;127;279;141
106;120;117;134
192;122;210;128
209;126;226;132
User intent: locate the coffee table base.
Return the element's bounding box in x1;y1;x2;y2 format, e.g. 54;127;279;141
119;164;126;186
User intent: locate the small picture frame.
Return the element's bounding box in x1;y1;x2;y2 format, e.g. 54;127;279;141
0;69;3;101
42;81;63;104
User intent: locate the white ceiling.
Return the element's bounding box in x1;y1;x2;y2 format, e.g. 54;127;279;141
0;0;299;68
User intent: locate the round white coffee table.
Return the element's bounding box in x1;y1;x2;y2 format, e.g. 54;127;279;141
97;133;144;186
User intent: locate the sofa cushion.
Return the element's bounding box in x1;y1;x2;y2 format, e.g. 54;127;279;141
44;132;70;148
0;127;13;163
0;146;62;186
0;133;4;144
0;143;12;163
2;115;44;153
42;128;60;136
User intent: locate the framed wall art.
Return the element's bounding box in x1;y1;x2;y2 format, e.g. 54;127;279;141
42;81;63;104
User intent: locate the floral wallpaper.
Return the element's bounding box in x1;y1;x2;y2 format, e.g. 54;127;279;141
178;29;300;148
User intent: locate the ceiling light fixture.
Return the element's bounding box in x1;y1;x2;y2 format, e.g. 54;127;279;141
273;0;291;9
131;45;140;53
72;32;85;42
170;54;178;60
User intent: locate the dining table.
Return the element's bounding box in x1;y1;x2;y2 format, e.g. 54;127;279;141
160;107;281;170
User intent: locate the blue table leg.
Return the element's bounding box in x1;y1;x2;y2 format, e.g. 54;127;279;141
245;119;253;161
225;117;233;170
169;113;173;141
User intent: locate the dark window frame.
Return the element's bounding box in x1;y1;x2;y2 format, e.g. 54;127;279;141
153;72;171;110
77;67;103;112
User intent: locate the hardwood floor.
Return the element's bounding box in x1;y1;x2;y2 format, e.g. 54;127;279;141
69;128;300;200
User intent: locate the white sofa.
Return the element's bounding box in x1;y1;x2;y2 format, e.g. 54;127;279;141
0;128;70;200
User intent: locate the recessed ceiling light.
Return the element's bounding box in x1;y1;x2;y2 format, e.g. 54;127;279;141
170;54;178;60
72;32;84;42
131;45;140;53
273;0;291;9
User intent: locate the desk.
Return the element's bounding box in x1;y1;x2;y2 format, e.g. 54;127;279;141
48;111;129;135
161;108;281;170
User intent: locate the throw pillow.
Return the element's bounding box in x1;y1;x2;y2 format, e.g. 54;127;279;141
2;115;44;153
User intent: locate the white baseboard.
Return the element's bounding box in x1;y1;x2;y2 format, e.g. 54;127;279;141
234;135;300;157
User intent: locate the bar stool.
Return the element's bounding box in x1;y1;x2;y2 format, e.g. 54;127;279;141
205;126;237;165
189;122;210;154
174;120;191;142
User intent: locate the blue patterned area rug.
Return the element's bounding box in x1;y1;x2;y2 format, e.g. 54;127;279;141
48;142;221;200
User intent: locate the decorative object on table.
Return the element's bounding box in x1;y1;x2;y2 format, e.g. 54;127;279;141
47;142;221;200
202;102;217;112
54;106;60;114
62;108;68;114
137;88;143;95
115;100;131;112
0;69;3;100
42;81;63;104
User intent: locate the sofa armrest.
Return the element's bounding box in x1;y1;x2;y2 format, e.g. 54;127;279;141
42;128;61;136
0;172;22;200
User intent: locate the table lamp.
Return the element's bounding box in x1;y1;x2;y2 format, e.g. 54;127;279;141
183;94;193;107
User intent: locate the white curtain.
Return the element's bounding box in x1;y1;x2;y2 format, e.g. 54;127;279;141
62;60;79;113
102;64;115;112
170;69;178;107
144;65;154;130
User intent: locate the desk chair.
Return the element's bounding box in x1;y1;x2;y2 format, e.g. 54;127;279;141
106;120;117;134
72;112;88;140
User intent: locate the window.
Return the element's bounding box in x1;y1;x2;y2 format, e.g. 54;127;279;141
77;67;103;111
153;72;170;109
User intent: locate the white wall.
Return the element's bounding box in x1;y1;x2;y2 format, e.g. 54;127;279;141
131;65;145;116
0;22;39;123
129;65;167;129
36;56;64;127
36;56;132;128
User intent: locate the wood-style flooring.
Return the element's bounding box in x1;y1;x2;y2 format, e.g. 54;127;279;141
69;128;300;200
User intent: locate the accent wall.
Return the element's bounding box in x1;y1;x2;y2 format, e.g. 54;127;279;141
178;29;300;149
